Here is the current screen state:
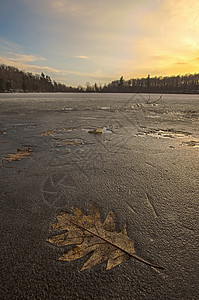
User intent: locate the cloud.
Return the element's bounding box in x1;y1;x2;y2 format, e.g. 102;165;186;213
74;55;89;59
0;38;45;63
6;52;46;62
0;38;23;53
0;38;57;75
0;46;62;75
26;64;61;73
0;54;61;73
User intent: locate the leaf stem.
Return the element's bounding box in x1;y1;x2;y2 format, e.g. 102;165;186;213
131;254;164;270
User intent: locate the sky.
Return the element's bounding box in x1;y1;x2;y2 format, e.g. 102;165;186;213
1;0;199;86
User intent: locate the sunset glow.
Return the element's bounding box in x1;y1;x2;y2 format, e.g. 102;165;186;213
1;0;199;86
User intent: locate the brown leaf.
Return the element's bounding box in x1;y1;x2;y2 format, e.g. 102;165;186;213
4;147;32;162
0;130;4;134
47;206;164;271
88;128;103;134
41;130;56;136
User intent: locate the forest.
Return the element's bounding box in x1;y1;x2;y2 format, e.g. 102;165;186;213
1;63;199;93
0;64;76;93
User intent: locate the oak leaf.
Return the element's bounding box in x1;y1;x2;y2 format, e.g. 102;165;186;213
3;147;32;162
47;206;163;271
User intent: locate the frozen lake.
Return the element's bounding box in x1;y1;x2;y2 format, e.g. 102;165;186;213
0;93;199;299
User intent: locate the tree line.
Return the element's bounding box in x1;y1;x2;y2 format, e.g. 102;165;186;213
99;74;199;93
0;64;77;93
1;64;199;93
